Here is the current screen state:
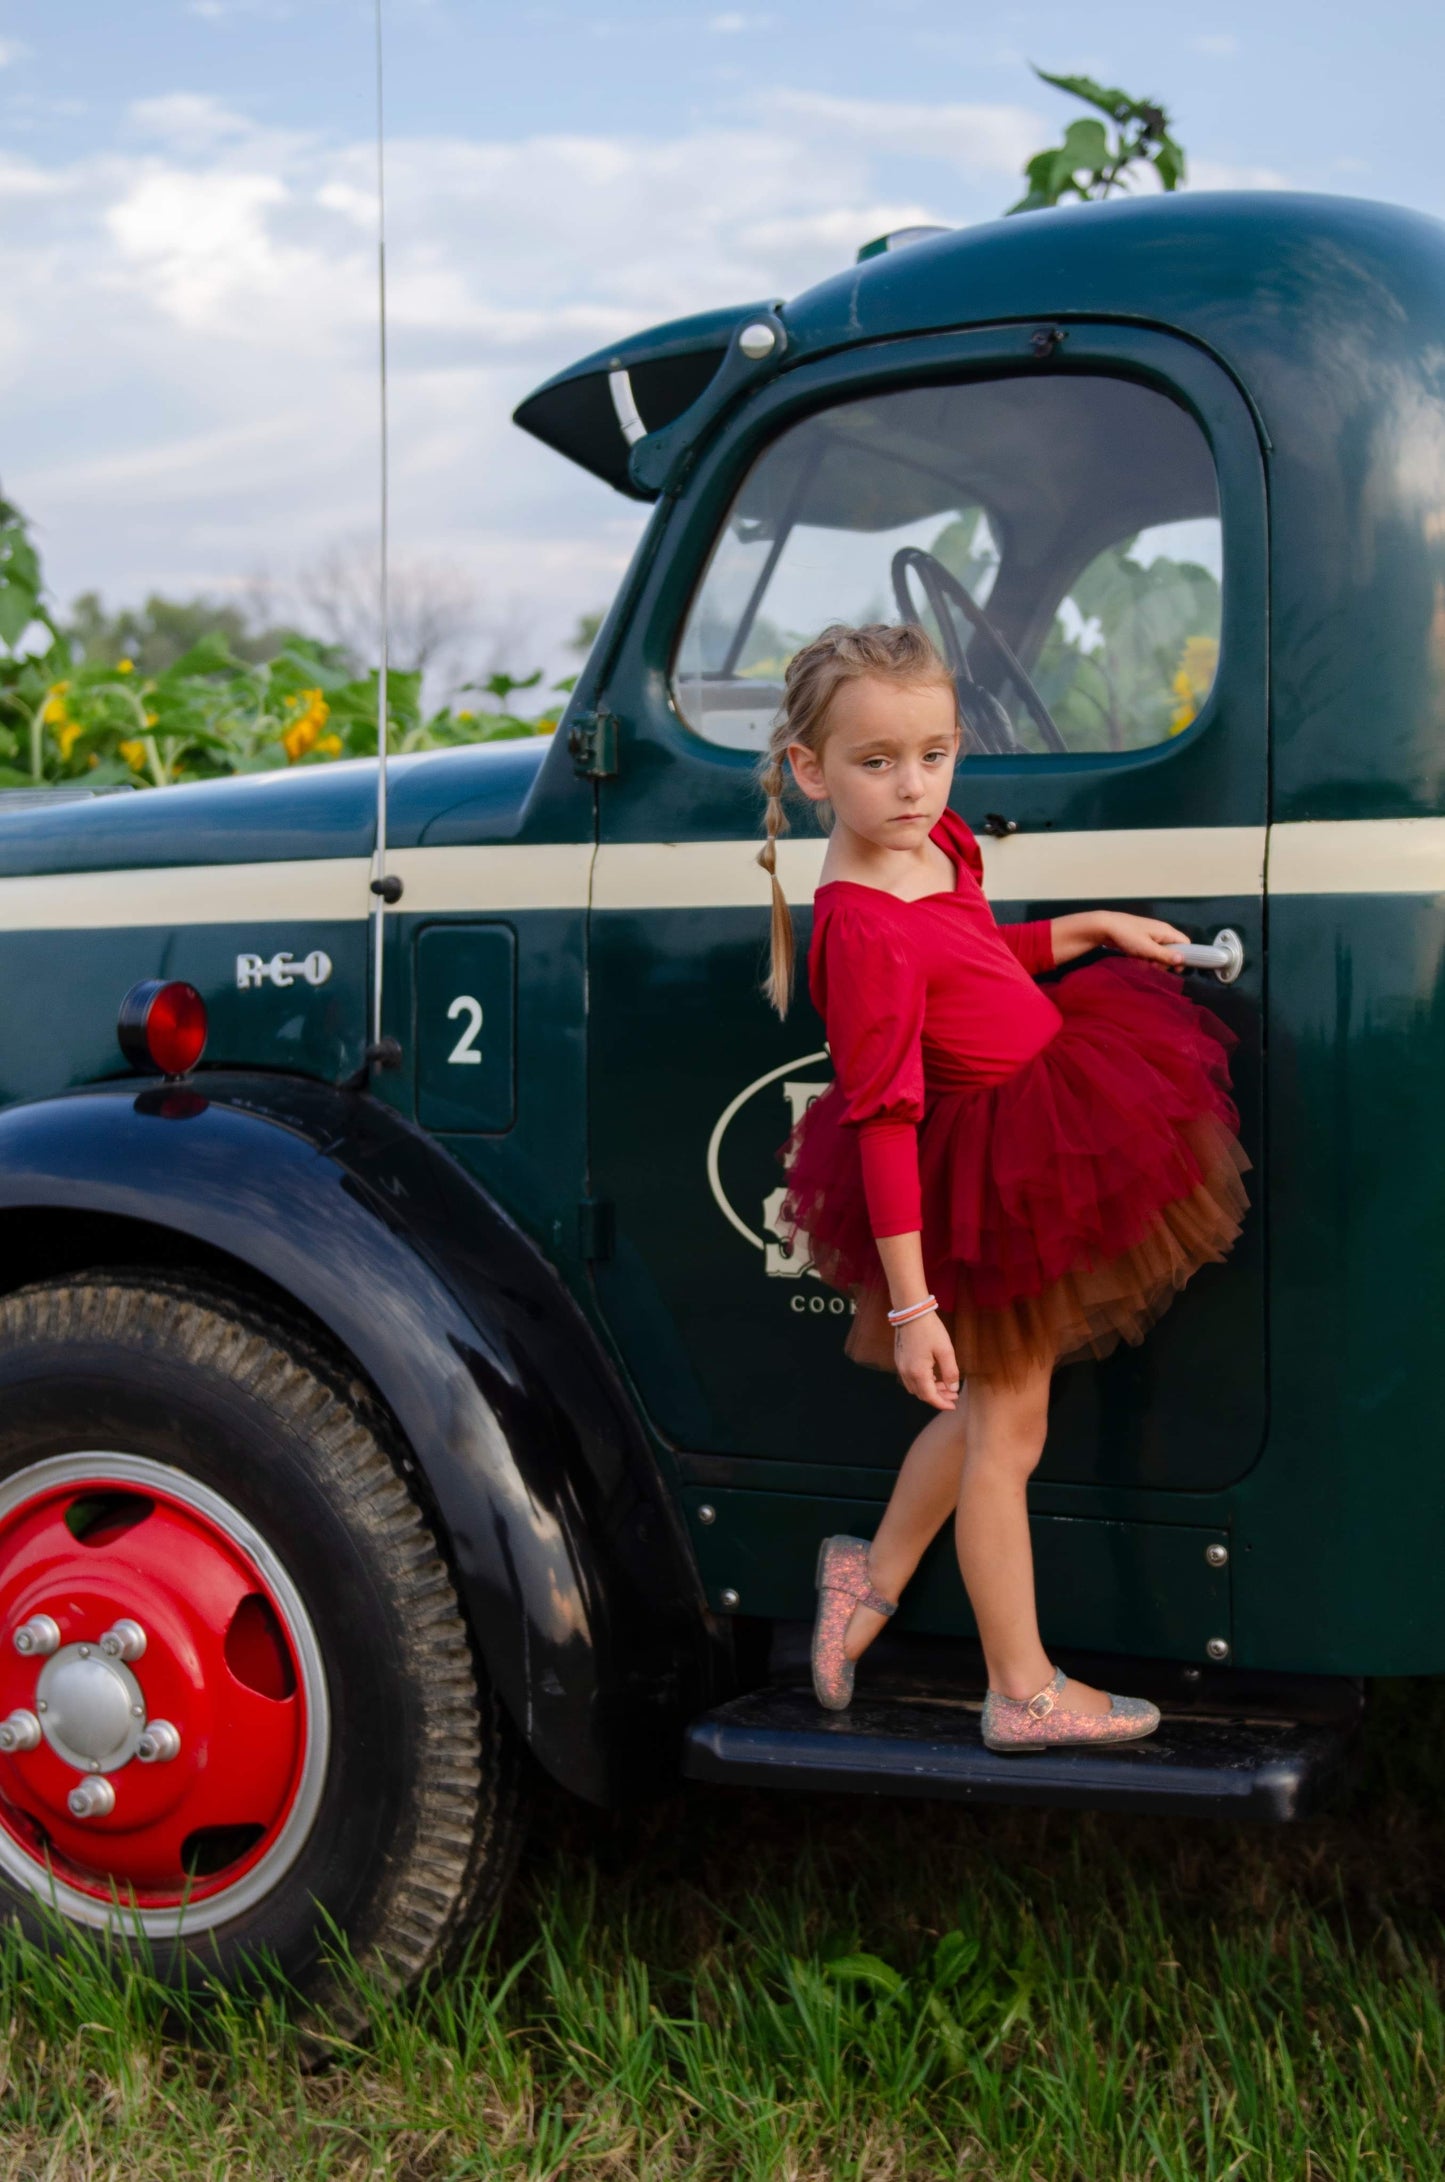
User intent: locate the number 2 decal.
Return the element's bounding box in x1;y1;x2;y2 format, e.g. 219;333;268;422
446;994;484;1065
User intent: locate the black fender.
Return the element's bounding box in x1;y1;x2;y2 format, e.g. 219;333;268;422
0;1073;714;1805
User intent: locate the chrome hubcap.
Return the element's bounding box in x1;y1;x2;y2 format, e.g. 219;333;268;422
34;1644;147;1774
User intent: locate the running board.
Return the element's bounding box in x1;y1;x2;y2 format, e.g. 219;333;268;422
681;1688;1356;1821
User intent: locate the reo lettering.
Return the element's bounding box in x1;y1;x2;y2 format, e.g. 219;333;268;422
236;950;334;992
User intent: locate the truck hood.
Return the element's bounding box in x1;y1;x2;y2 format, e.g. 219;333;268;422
0;737;554;878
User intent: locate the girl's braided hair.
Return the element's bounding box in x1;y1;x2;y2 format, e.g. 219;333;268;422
753;621;955;1018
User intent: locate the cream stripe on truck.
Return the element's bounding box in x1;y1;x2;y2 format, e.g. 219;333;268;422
589;827;1268;908
0;823;1443;930
1265;819;1445;893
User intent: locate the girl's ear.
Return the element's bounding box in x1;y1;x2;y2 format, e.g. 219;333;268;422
787;739;828;803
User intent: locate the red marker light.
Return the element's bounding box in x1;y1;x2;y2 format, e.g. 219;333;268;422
117;980;208;1078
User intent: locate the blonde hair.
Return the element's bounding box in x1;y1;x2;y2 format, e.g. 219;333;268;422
753;621;956;1017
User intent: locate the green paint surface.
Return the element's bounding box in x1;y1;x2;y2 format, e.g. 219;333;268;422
683;1488;1231;1662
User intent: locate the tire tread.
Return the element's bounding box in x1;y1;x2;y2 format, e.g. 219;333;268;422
0;1268;527;2008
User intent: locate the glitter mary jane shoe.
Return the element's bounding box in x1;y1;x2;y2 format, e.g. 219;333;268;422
810;1535;897;1711
980;1664;1161;1753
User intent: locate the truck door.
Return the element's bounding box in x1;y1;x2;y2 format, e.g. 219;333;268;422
587;326;1267;1507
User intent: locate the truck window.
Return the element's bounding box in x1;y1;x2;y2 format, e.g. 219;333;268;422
672;375;1222;757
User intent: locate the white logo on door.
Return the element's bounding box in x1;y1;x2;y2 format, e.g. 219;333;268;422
705;1052;831;1279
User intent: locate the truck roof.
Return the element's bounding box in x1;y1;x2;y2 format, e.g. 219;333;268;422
515;190;1445;498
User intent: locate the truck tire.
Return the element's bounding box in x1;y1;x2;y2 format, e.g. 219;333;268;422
0;1270;525;2013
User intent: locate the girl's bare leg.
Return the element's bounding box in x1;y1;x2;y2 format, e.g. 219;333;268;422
956;1362;1110;1714
841;1404;968;1661
843;1360;1118;1714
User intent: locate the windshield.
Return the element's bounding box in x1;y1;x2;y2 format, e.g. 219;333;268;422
672;374;1222;758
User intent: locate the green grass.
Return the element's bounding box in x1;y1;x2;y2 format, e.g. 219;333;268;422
2;1682;1444;2179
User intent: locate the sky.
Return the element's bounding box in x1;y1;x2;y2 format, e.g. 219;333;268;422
3;0;1444;683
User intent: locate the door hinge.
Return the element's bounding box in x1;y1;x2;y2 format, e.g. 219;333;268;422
578;1197;615;1261
567;710;619;780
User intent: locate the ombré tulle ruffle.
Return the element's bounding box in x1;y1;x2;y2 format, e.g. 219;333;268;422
774;955;1252;1387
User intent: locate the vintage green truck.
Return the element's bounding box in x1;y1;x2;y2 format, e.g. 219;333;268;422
0;186;1435;2002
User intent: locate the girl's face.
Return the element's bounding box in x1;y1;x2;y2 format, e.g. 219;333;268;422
788;673;960;852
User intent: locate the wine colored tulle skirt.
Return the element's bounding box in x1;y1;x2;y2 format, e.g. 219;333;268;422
775;956;1252;1387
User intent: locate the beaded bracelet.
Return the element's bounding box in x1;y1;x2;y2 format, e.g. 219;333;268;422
887;1294;938;1328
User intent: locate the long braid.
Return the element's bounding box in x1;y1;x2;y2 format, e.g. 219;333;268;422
752;621;954;1021
755;747;794;1018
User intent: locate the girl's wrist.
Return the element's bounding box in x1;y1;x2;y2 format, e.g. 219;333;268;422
886;1293;937;1328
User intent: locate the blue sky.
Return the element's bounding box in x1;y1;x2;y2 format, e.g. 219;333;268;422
2;1;1442;678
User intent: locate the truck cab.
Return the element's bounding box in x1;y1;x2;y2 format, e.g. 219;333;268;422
0;188;1439;2006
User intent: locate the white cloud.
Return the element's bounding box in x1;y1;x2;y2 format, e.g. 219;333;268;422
0;85;1291;671
126;92;269;151
1187;157;1291;191
0;37;30;66
185;0;293;16
1190;33;1240;56
762;91;1043;178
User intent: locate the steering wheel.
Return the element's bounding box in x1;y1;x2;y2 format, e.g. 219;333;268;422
890;546;1069;756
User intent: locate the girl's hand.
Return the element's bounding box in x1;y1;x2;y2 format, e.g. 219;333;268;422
1093;909;1192;972
894;1312;960;1409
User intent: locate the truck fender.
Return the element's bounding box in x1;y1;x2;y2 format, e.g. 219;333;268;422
0;1073;711;1805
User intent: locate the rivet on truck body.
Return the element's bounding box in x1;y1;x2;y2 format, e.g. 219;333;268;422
738;322;777;359
697;1504;716;1525
720;1589;740;1610
1205;1637;1231;1661
1205;1542;1229;1567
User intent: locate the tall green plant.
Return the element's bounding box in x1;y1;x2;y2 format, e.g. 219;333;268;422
1009;67;1185;213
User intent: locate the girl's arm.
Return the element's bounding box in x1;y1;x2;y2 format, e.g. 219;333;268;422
1048;909;1192;972
876;1230;960;1413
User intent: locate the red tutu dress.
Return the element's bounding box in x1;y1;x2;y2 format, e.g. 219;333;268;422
774;806;1252;1386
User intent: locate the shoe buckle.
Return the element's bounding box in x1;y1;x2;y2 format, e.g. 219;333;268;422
1025;1686;1056;1720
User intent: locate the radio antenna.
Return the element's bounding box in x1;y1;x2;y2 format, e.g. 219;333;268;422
367;0;396;1060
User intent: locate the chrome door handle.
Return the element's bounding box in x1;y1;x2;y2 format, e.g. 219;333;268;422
1168;928;1244;984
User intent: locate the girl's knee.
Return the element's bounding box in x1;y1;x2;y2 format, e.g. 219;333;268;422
964;1375;1050;1451
964;1426;1045;1483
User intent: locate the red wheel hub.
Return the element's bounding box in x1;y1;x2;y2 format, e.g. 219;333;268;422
0;1472;309;1906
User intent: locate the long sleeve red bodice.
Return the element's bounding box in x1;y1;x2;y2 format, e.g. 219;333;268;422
807;806;1061;1239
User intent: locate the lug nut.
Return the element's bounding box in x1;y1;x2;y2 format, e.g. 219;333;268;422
136;1720;181;1764
100;1618;147;1662
13;1614;60;1657
67;1777;116;1820
0;1709;41;1753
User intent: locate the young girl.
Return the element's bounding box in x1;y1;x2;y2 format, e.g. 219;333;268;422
754;623;1251;1751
